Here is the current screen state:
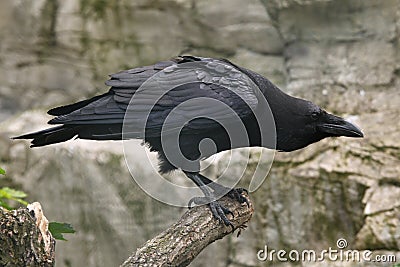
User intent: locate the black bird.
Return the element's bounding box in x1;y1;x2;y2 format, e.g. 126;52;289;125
14;56;363;228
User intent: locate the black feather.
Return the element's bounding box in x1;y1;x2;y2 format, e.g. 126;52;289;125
48;93;109;116
13;126;76;147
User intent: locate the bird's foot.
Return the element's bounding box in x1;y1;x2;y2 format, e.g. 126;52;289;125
206;183;249;206
227;188;250;207
209;201;235;230
188;196;235;230
203;179;249;207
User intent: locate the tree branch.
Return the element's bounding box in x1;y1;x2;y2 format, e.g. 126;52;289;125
0;194;252;267
121;191;253;267
0;202;55;266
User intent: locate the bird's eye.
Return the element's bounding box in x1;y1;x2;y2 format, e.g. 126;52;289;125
311;112;319;120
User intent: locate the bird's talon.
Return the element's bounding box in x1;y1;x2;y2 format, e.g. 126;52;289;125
209;201;235;229
237;188;248;194
221;206;234;217
227;188;250;207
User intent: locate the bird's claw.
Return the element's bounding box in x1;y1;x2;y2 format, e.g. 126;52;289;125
227;188;250;207
209;201;235;231
188;197;235;231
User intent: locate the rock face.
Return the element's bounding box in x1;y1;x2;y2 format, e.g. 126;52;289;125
0;0;399;266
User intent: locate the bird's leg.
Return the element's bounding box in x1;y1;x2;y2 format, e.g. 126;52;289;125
195;173;229;192
184;171;234;229
196;173;250;207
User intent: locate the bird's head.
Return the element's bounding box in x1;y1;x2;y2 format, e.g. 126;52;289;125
275;97;364;152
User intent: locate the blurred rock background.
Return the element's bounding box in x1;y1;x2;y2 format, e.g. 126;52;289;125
0;0;399;266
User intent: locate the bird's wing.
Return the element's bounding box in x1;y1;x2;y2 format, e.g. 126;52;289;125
47;60;171;123
49;56;260;137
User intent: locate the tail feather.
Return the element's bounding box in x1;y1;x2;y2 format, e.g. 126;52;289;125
13;126;77;147
13;124;124;147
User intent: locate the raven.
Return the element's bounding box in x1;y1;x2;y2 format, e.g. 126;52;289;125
14;56;363;227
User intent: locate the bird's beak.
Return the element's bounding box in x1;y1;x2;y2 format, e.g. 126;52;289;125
318;114;364;138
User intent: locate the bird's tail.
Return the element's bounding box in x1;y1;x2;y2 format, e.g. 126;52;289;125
12;125;77;147
13;123;124;147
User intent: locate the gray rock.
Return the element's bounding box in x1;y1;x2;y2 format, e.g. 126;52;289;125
0;0;399;266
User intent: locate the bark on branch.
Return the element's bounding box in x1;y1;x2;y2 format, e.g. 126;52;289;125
0;202;55;267
0;193;252;267
121;191;254;267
